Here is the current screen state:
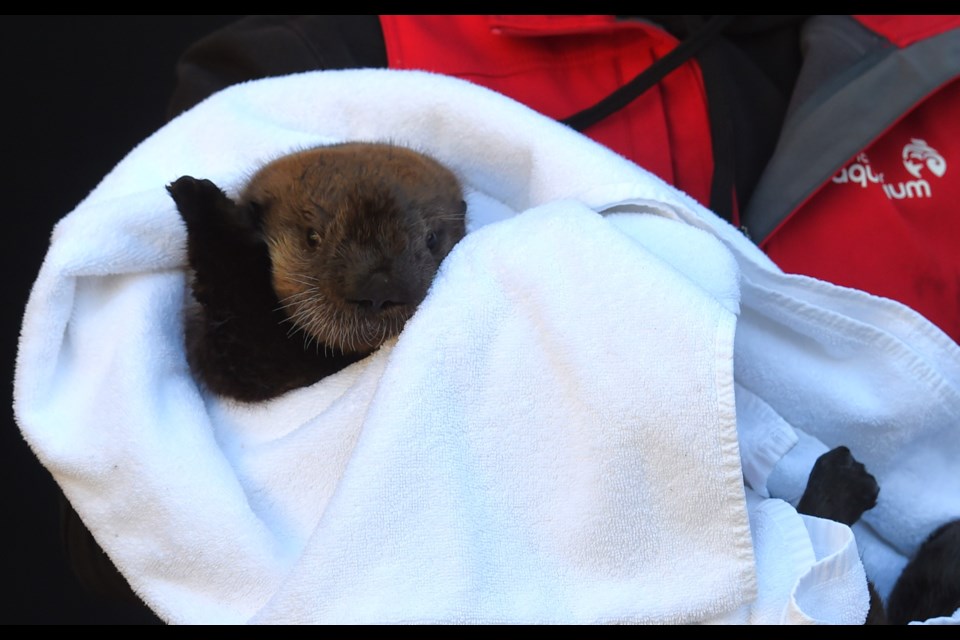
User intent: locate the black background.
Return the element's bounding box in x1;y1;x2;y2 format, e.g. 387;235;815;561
2;15;243;624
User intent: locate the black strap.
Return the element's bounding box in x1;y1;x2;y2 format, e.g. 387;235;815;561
695;29;739;223
560;15;734;132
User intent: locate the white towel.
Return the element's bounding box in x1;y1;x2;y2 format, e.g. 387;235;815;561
14;69;960;624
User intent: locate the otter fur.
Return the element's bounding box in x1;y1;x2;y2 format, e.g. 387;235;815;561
167;142;467;402
797;445;960;624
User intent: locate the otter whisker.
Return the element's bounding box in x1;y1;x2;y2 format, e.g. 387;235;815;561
276;285;321;303
284;273;324;287
276;294;319;315
280;307;319;331
276;288;319;307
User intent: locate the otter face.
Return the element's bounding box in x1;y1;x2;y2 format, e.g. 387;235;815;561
241;142;467;354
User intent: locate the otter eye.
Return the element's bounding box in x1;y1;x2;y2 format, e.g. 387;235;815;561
425;230;438;251
306;228;320;249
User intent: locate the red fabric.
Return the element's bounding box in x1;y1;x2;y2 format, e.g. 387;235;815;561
379;15;714;208
853;15;960;48
380;15;960;343
763;78;960;342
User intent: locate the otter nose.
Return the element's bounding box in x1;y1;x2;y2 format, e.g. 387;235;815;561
348;272;412;312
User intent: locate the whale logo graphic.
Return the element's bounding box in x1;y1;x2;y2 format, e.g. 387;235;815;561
902;138;946;179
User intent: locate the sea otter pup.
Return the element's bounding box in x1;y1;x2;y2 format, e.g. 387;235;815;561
167;142;467;401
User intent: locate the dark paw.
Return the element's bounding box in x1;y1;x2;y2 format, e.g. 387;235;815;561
797;446;880;526
166;175;233;231
887;519;960;624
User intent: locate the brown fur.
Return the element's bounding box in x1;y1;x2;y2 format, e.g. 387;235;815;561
168;142;467;401
246;142;466;354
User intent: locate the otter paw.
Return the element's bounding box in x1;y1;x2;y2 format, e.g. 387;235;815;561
798;445;880;526
166;175;233;231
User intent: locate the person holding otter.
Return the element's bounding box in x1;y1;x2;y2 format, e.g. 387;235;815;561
165;15;960;348
50;15;960;623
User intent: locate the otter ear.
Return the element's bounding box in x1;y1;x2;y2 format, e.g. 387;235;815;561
167;175;262;244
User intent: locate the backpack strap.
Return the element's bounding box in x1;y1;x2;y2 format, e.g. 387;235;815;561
560;15;733;131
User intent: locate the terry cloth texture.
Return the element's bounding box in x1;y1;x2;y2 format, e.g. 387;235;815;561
14;69;960;624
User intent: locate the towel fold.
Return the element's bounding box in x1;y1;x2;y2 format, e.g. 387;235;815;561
14;69;960;624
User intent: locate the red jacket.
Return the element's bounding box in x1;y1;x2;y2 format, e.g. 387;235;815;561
381;15;960;343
